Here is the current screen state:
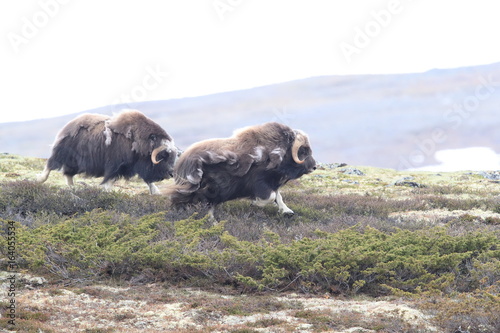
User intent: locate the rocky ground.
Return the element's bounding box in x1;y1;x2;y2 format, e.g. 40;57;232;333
2;276;439;333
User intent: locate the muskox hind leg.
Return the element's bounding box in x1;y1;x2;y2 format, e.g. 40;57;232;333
253;191;277;207
101;178;116;191
36;165;51;183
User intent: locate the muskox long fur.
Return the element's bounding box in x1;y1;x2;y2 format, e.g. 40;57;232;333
167;122;316;216
37;110;177;194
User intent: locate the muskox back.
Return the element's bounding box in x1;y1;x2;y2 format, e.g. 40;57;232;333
38;110;177;194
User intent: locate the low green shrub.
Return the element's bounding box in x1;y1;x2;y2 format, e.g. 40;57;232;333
0;181;123;217
0;180;172;222
2;212;498;296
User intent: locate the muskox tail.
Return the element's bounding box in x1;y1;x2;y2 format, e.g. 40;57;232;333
165;183;199;206
165;152;205;206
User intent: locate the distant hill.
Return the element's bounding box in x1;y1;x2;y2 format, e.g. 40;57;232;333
2;62;500;170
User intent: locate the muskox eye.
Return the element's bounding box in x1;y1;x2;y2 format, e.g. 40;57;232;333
149;134;157;141
299;146;309;158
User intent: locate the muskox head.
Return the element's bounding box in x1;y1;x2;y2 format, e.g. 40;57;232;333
105;110;177;178
290;129;316;174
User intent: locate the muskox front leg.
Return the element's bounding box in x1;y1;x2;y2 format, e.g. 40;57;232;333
64;174;74;186
207;206;216;222
147;182;160;195
276;190;294;216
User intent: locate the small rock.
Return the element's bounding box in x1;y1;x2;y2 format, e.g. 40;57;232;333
395;181;424;188
478;171;500;180
1;272;47;288
391;177;425;188
339;167;365;176
313;174;329;179
318;162;347;169
28;276;47;286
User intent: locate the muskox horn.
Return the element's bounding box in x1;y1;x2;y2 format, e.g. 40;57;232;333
151;145;170;164
291;132;307;164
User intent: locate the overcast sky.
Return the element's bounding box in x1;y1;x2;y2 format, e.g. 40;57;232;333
1;0;499;123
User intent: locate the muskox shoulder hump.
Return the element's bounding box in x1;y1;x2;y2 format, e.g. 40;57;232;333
54;113;109;142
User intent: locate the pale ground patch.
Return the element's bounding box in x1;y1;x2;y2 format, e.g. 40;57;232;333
14;285;439;333
389;208;500;226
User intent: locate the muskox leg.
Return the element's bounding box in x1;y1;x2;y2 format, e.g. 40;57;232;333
36;165;51;183
101;179;115;191
253;191;294;216
147;182;160;195
276;190;294;216
64;174;74;186
207;206;216;222
252;191;277;207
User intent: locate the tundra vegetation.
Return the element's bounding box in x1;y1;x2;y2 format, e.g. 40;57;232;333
1;153;499;332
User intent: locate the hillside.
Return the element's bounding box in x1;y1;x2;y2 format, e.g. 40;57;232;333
2;62;500;170
1;154;500;332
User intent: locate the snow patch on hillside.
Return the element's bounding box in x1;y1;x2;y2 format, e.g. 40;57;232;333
410;147;500;172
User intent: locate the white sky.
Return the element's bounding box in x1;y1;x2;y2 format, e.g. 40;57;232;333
1;0;499;123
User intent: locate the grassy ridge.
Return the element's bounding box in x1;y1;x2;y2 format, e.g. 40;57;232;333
1;154;500;332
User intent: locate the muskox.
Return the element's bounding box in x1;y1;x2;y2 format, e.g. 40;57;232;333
37;110;177;194
167;122;316;216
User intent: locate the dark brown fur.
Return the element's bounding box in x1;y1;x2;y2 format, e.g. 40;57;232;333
38;110;177;193
167;122;316;213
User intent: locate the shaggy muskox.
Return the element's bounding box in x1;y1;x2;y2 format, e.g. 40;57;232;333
37;110;177;194
167;122;316;216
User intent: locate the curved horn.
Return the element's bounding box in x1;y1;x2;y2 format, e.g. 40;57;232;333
291;132;307;164
151;145;170;164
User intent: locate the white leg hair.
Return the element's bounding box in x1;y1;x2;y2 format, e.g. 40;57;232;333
252;190;294;216
276;190;294;216
207;206;216;222
101;179;115;191
147;183;160;195
36;165;51;183
252;191;277;207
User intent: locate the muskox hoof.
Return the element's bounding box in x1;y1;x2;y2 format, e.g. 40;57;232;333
281;209;295;217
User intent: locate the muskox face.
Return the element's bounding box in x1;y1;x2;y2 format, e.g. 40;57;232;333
296;145;316;173
289;129;316;176
149;134;177;178
105;110;178;181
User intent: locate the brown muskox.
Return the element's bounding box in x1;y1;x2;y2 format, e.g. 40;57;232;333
37;110;177;194
167;122;316;216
